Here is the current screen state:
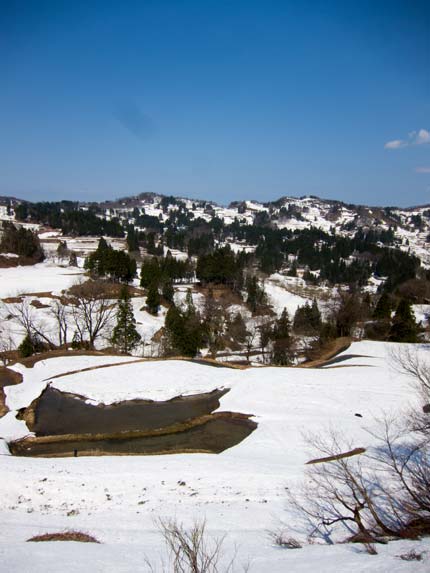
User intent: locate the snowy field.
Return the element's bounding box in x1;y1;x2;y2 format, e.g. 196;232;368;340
0;341;429;571
0;262;85;298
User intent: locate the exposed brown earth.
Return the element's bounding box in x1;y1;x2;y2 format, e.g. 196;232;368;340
298;337;352;369
306;447;366;465
0;367;23;418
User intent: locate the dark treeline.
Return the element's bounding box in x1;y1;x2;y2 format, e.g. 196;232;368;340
15;202;124;237
85;238;136;282
0;222;44;262
12;199;420;289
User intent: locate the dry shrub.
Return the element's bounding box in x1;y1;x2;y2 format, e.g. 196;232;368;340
27;530;100;543
147;518;248;573
398;549;424;561
268;528;302;549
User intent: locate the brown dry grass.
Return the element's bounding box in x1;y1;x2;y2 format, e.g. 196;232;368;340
298;337;352;369
27;531;100;543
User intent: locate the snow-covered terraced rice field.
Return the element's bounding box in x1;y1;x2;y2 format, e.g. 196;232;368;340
0;342;429;571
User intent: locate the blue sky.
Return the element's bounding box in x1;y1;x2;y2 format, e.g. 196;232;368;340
1;0;429;206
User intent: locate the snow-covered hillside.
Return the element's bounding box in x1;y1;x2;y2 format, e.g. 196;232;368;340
0;342;429;571
88;193;430;267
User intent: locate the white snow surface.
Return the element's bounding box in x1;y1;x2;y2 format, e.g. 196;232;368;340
0;341;429;571
50;359;235;405
265;274;311;316
0;262;85;298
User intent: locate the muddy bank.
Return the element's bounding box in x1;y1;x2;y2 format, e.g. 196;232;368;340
0;368;22;387
20;386;229;436
10;412;257;457
0;368;23;418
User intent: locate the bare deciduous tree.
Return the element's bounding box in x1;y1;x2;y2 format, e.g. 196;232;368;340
69;281;116;349
0;329;15;366
50;300;69;346
289;416;430;544
6;298;56;349
390;345;430;401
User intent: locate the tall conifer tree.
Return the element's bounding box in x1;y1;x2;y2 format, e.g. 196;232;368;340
111;287;141;353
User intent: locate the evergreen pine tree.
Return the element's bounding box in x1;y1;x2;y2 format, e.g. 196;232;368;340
272;308;294;365
162;280;174;304
185;288;195;316
68;251;78;267
146;282;161;315
373;292;392;319
287;262;297;277
164;304;203;357
111;287;141;353
310;299;322;331
126;226;139;252
389;298;418;343
18;334;35;358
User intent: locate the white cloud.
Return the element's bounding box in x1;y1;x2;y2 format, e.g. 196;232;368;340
415;166;430;173
415;129;430;145
385;139;405;149
384;128;430;150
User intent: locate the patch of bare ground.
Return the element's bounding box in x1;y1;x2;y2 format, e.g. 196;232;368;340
66;280;145;299
0;367;23;418
1;296;24;304
0;389;7;417
0;367;23;387
27;531;100;543
1;292;63;303
195;284;243;305
0;255;44;267
306;447;366;465
30;299;50;309
297;337;352;368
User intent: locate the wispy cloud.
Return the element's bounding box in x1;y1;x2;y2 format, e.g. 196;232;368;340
415;166;430;173
385;128;430;150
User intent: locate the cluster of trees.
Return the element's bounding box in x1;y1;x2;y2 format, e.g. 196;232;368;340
366;293;419;342
140;255;194;288
84;238;136;282
140;254;195;315
15;202;124;237
196;246;245;288
293;300;322;334
163;293;203;356
0;222;44;262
